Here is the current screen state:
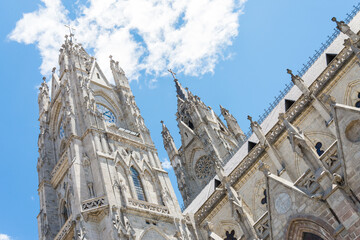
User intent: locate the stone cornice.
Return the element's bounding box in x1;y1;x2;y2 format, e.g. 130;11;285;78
192;42;355;224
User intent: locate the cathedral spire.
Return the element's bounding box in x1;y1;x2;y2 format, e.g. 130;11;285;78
168;69;188;100
220;105;246;143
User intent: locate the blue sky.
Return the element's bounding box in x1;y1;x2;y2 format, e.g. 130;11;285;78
1;0;359;239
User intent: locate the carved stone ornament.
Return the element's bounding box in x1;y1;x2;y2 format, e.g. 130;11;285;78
195;156;214;179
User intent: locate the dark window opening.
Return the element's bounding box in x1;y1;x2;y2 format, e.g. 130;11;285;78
248;141;256;152
261;189;267;205
219;125;225;132
188;121;194;130
326;53;337;65
224;230;237;240
214;179;221;189
62;204;68;223
302;232;323;240
145;220;150;224
285;99;295;111
315;142;324;156
96;73;100;79
356;101;360;108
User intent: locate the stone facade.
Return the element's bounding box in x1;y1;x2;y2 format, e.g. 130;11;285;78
36;37;194;239
162;8;360;240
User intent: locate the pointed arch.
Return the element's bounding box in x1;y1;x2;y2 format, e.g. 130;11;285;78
139;226;169;240
143;170;160;204
130;166;146;201
286;215;336;240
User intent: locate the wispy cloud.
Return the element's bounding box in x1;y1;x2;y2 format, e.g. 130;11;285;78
0;234;11;240
161;158;172;170
9;0;246;83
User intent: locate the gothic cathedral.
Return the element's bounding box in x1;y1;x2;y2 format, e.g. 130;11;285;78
38;5;360;240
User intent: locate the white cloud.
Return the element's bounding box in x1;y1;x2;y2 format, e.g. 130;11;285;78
161;158;172;170
0;234;11;240
9;0;246;83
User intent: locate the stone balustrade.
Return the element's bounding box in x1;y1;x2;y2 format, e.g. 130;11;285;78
128;198;170;216
51;153;69;188
54;215;74;240
81;196;109;222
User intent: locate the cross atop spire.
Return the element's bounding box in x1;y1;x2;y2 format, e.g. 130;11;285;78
65;24;76;42
168;69;177;80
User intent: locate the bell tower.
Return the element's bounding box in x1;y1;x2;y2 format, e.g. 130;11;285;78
36;36;194;240
161;76;246;207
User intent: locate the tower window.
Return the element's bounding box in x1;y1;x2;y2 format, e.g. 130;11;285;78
326;53;337;65
130;167;146;201
62;202;68;224
96;73;100;79
315;142;324;156
285;99;295;111
188;120;194;130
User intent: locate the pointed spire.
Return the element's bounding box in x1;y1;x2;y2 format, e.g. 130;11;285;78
38;77;50;114
220;105;246;143
168;69;188;100
174;79;188;100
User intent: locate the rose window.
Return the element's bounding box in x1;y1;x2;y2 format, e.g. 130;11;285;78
195;156;214;179
96;104;116;123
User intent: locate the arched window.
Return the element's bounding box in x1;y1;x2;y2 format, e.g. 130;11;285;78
61;202;68;223
130;167;146;201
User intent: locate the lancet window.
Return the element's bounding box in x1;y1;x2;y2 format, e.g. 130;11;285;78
130;167;146;201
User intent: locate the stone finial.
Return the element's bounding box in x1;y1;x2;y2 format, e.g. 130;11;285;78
332;17;360;43
109;55;114;61
287;69;295;78
42;77;46;83
287;69;311;97
52;67;56;73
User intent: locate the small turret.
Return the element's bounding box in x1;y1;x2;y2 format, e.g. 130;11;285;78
38;77;50;115
220;105;246;143
161;121;180;166
110;55;130;89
